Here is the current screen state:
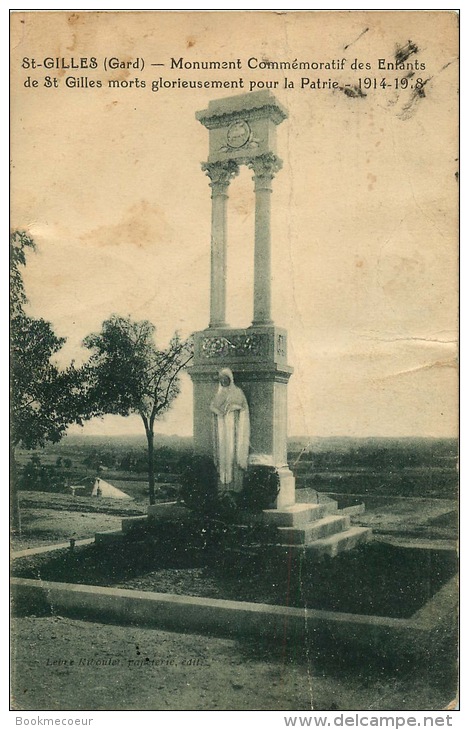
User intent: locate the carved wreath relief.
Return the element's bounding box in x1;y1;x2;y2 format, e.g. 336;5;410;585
201;334;264;359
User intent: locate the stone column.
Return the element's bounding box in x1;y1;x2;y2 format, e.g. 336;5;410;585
202;160;239;328
248;153;283;327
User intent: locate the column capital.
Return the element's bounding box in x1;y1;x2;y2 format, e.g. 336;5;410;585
248;153;283;190
202;160;239;196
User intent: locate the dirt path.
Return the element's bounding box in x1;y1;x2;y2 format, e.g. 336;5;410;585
11;616;457;711
12;509;123;551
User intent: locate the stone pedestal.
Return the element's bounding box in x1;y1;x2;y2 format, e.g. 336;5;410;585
188;325;295;509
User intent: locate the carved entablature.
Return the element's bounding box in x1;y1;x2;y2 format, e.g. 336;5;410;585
196;101;287;130
200;334;265;360
196;90;288;165
192;327;289;365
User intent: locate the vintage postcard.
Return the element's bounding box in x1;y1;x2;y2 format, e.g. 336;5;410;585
10;10;459;715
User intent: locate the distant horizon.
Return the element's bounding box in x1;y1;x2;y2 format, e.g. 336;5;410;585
64;403;458;442
55;431;459;443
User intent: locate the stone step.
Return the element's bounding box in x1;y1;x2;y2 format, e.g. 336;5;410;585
278;514;351;545
95;530;125;546
121;516;148;534
261;501;337;527
303;526;373;558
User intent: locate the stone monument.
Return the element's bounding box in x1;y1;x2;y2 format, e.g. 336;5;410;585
188;90;295;509
97;90;372;556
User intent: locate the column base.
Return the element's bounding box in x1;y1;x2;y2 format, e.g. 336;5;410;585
250;320;274;327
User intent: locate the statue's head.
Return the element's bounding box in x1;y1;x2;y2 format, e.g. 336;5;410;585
218;368;234;388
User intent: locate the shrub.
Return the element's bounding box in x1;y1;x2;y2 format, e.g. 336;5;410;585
18;456;64;493
179;454;218;514
180;457;282;516
240;465;280;511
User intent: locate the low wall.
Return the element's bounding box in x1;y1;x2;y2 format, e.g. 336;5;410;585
11;576;457;658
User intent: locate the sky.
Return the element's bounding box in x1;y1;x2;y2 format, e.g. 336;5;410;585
10;10;459;439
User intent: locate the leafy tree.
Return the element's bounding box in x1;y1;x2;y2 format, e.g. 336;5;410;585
19;456;64;493
83;315;193;504
10;231;86;531
11;314;85;447
10;231;35;317
83;451;102;472
120;453;134;472
119;451;147;473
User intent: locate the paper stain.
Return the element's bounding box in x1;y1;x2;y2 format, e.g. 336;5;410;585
67;13;82;26
66;33;78;52
398;78;430;120
343;27;369;51
339;85;367;99
377;252;425;296
395;40;419;64
81;200;173;250
367;172;377;191
46;274;67;289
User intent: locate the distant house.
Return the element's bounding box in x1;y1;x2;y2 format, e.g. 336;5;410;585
67;485;86;497
91;478;133;500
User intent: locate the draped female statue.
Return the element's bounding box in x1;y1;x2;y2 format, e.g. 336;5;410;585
210;368;250;492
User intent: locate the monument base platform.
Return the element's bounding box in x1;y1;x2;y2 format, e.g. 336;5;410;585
96;498;372;560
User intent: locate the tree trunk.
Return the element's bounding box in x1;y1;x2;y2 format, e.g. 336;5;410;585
10;445;21;536
146;428;156;505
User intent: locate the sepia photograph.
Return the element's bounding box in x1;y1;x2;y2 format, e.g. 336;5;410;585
10;10;459;714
